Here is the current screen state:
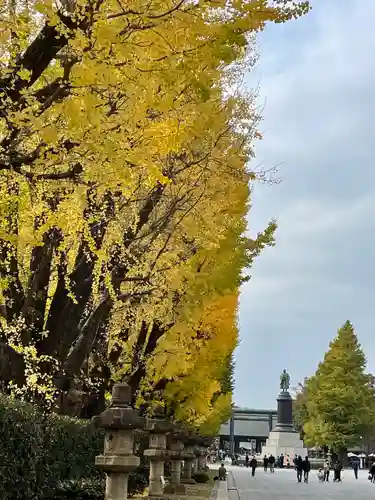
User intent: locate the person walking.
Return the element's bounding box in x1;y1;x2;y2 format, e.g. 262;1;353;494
296;455;303;483
250;456;258;477
302;456;311;483
333;461;343;482
352;457;360;479
263;455;269;472
245;454;249;468
268;454;275;473
323;460;330;482
369;462;375;483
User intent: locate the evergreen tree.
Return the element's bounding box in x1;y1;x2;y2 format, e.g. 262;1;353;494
303;320;375;454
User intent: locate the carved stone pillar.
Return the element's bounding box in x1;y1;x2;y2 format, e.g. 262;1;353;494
95;383;145;500
201;437;212;470
144;407;174;497
182;433;196;484
196;435;206;472
191;434;199;474
164;426;186;495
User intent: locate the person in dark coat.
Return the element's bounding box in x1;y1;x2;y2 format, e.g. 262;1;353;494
268;454;275;473
245;454;249;468
250;456;258;477
333;461;343;482
302;456;311;483
352;457;360;479
263;455;269;472
369;462;375;483
296;455;303;483
219;463;227;480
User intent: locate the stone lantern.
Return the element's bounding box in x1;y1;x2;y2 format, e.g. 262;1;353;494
95;383;145;500
182;432;196;484
144;406;174;497
191;433;200;473
164;424;187;495
202;436;213;466
196;435;208;472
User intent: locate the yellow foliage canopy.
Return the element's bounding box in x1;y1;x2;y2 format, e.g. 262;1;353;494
0;0;307;423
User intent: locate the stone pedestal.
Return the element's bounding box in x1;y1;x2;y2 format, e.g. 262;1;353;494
144;407;174;497
95;384;145;500
192;445;198;474
181;434;196;484
274;391;294;433
261;391;307;458
195;435;208;472
261;430;307;458
164;428;186;495
197;448;206;471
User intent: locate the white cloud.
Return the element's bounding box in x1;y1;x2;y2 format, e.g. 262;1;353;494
277;192;375;236
251;1;375;168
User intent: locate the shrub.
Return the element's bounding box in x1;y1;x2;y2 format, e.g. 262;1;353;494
128;469;149;497
129;431;150;496
43;413;104;491
192;472;210;483
0;395;149;499
46;479;104;500
0;396;45;500
49;469;149;500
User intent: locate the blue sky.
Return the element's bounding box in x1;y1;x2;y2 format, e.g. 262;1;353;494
235;0;375;409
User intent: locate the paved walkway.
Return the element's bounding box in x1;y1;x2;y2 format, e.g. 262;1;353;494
226;465;375;500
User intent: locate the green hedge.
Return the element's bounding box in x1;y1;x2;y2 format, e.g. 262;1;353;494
0;396;104;499
0;396;151;499
192;472;210;483
0;396;45;500
45;413;104;487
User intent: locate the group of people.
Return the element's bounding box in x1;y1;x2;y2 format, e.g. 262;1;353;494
243;454;311;482
243;454;276;477
318;457;375;483
262;454;276;473
294;455;311;483
218;454;375;484
244;453;340;484
274;453;292;468
317;460;343;482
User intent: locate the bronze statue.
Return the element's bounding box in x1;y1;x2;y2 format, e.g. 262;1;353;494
280;369;290;392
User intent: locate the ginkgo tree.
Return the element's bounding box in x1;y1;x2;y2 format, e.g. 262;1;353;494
0;0;309;424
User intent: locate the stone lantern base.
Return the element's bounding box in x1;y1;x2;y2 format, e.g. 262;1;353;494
164;483;187;495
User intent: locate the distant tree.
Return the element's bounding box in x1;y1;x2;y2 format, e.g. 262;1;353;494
360;373;375;454
303;320;375;461
292;380;308;438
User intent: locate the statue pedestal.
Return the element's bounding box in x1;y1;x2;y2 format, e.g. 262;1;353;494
261;391;307;458
261;430;307;458
274;391;294;433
